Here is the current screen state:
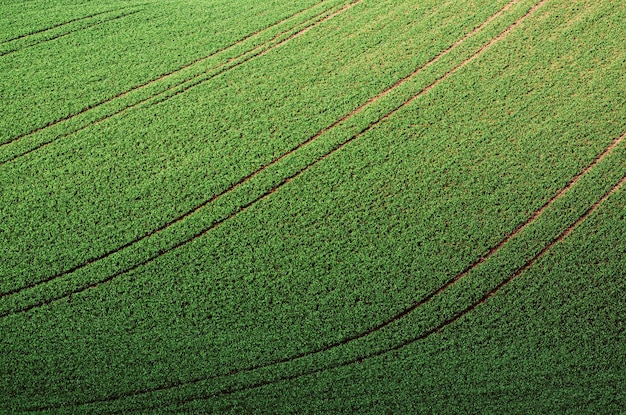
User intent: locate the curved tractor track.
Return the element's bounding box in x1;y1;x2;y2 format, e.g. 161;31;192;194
0;6;133;45
5;0;625;412
0;8;144;58
0;0;361;298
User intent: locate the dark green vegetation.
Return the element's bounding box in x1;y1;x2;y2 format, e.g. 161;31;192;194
1;0;624;413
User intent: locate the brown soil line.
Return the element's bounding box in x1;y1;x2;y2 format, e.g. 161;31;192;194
0;0;330;148
133;141;626;415
0;2;341;165
0;0;509;297
0;9;143;58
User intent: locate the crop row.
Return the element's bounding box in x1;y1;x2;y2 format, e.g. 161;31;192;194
165;183;626;414
23;118;626;412
0;8;143;58
0;0;348;157
0;0;139;42
0;0;515;300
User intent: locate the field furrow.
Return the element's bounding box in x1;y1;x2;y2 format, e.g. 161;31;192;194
0;1;350;164
1;0;516;306
0;0;331;143
0;6;130;45
0;0;338;152
40;126;624;414
107;140;626;415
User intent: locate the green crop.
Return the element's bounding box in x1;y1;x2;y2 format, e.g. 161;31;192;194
0;0;624;413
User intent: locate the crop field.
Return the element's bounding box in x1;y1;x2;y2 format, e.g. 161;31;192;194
0;0;625;413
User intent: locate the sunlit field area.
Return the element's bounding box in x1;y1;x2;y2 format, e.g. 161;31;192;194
1;0;625;413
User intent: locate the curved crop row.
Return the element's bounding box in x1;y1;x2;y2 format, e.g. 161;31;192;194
3;0;624;412
52;124;625;413
3;3;564;411
4;0;495;308
0;0;518;307
2;0;359;165
113;152;626;415
0;6;131;45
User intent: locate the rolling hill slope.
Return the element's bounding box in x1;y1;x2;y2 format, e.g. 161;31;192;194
0;0;624;413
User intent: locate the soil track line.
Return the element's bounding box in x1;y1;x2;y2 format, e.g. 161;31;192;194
148;0;362;106
0;0;512;297
41;123;625;412
0;0;331;149
0;0;357;165
113;152;626;415
0;9;144;58
0;6;131;45
0;0;544;311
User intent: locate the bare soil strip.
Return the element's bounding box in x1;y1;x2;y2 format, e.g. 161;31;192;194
123;150;626;415
0;0;331;149
0;1;361;297
70;125;625;411
0;2;345;164
0;9;143;58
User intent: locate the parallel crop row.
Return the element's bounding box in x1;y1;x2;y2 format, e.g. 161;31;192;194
0;0;344;153
0;0;513;301
0;0;332;144
42;0;626;405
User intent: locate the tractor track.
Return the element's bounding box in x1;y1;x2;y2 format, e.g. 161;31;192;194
0;1;350;165
12;0;626;413
16;2;604;413
0;0;361;302
108;153;626;415
115;138;626;415
0;6;132;45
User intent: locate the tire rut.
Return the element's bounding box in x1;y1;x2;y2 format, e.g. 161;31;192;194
0;6;133;45
0;9;143;58
12;1;579;412
0;1;359;301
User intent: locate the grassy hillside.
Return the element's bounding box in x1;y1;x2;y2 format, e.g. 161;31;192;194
0;0;624;413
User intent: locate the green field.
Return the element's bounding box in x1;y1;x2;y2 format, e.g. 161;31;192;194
1;0;625;413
